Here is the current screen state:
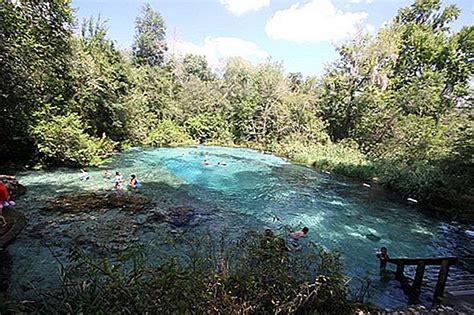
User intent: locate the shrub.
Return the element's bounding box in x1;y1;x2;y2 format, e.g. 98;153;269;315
269;138;375;181
145;119;195;147
31;113;115;166
27;230;356;314
185;113;233;143
373;114;473;209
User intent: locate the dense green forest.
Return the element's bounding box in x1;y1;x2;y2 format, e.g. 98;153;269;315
1;0;473;213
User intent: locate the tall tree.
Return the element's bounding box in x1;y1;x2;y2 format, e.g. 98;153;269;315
69;17;131;141
392;0;472;118
0;0;73;161
132;3;167;67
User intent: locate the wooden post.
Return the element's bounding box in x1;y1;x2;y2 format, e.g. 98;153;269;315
396;263;405;280
413;261;426;292
434;259;450;301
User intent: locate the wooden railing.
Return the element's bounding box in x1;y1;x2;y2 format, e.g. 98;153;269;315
385;257;458;301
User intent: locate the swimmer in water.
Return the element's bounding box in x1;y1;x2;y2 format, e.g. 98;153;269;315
203;159;210;166
103;169;111;179
289;227;309;249
290;227;309;241
79;169;90;181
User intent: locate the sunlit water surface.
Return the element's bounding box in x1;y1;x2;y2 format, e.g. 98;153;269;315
8;146;474;309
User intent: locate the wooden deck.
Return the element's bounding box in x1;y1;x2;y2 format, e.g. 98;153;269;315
384;256;474;309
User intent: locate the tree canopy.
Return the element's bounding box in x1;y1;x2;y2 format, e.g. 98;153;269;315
1;0;472;212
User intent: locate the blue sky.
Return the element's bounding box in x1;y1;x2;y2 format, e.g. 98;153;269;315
72;0;473;76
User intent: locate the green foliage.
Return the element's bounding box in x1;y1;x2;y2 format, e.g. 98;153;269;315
69;18;131;141
374;113;473;208
32;231;355;314
133;3;167;67
182;53;214;81
31;112;115;166
145;119;194;147
0;0;73;160
1;0;472;211
271;139;375;181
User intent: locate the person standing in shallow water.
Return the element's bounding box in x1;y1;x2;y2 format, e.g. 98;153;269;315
376;246;389;272
129;174;140;190
114;172;123;190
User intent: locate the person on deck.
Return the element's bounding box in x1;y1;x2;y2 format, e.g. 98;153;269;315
0;182;15;227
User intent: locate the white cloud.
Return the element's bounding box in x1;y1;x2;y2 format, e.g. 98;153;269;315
349;0;374;4
265;0;369;42
169;37;269;69
220;0;271;16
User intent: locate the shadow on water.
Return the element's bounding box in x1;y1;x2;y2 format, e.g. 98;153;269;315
0;249;12;294
8;179;280;300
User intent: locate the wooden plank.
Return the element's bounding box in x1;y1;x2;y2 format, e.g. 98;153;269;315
387;257;458;266
446;284;474;291
448;289;474;297
434;260;451;300
447;280;474;287
396;263;405;280
413;261;426;291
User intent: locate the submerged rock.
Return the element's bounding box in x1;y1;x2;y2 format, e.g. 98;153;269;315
145;206;205;228
166;207;196;227
365;233;381;242
42;191;153;214
0;209;27;248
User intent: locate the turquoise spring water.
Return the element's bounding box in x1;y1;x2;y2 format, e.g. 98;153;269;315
8;146;474;309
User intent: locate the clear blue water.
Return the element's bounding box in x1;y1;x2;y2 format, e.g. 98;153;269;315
8;146;474;309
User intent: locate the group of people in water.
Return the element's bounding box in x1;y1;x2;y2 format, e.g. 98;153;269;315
202;159;227;167
79;169;141;190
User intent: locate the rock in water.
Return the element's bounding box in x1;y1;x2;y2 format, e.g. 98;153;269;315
42;192;153;214
166;207;196;227
0;209;27;248
365;233;381;242
145;206;203;228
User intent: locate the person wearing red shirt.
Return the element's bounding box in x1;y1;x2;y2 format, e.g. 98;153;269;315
0;182;14;227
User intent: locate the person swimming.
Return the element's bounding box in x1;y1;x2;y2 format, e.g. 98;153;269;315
290;227;309;240
79;169;90;181
103;169;111;179
203;159;210;166
289;227;309;249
